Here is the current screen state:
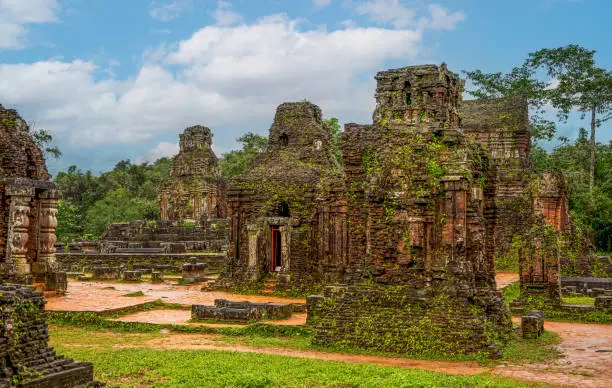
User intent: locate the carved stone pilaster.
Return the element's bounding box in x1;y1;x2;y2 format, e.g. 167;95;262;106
37;194;59;272
7;195;32;275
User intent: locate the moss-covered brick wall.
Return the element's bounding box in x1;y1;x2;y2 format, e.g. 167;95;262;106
0;284;101;386
55;252;225;272
310;285;512;358
219;102;344;288
158;125;227;223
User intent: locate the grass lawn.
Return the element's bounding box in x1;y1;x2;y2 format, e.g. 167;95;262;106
49;327;540;388
562;296;595;306
49;322;558;387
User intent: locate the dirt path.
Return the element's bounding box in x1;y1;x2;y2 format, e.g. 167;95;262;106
494;321;612;387
101;319;612;386
110;309;308;327
126;334;488;376
495;272;519;289
45;280;305;312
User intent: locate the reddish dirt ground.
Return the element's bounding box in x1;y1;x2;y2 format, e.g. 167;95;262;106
47;278;612;386
110;309;308;327
494;320;612;387
45;279;305;312
108;333;488;376
495;272;519;289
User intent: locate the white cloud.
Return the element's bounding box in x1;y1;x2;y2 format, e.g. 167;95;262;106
149;0;193;22
213;1;242;26
354;1;464;31
427;4;465;31
0;12;455;150
355;0;416;29
313;0;332;6
138;141;179;163
0;0;60;49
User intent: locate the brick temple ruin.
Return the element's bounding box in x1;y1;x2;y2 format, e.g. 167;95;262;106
80;125;230;256
158;125;227;223
0;104;102;386
217;63;590;356
0;105;65;293
218;102;345;287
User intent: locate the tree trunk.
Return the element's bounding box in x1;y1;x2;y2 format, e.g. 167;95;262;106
589;105;596;220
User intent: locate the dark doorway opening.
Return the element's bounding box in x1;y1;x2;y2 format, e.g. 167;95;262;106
271;226;282;271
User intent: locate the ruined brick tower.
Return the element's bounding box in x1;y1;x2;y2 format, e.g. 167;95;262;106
310;64;513;357
0;104;102;386
0;105;65;292
219;102;344;287
158;125;227;223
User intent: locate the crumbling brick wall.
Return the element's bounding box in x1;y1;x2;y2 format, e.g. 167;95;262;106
0;285;101;386
311;64;513;357
0;105;63;291
158;125;227;223
219;102;344;287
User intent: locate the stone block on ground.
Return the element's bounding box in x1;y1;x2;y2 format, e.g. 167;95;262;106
92;267;122;280
521;310;544;339
123;271;142;281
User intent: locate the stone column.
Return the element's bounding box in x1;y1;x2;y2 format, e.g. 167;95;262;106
6;189;33;276
36;190;59;274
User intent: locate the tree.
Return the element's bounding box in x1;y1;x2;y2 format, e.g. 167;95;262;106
463;65;556;141
527;45;612;210
219;132;268;179
324;117;343;162
31;128;62;159
84;188;158;237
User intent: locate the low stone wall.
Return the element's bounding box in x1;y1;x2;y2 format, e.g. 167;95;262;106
0;284;103;386
561;276;612;297
308;286;512;358
56;252;226;273
192;299;293;322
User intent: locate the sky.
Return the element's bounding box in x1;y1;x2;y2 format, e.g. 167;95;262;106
0;0;610;175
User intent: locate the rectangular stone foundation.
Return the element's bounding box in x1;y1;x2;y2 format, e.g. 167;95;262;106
309;286;510;358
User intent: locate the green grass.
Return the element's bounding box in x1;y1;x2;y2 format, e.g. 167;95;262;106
501;282;520;307
562;296;595;306
121;291;145;297
49;327;538;388
501;331;562;364
47;311;561;365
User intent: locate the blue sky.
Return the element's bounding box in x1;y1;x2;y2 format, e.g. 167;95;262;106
0;0;610;175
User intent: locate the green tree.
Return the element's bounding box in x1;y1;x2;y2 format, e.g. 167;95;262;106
219;132;268;179
55;200;84;245
534;131;612;250
84;188;158;237
31;128;62;159
324;117;343;163
527;45;612;207
463;65;555;141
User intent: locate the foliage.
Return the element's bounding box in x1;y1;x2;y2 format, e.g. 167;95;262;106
54;158;171;241
561;296;595;306
219;132;267;179
527;45;611;126
463;65;555;141
31;128;62;159
532;131;612;250
84;188;157;237
324;117;343;163
501;282;521;307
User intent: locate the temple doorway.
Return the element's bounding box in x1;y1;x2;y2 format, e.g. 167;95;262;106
271;226;282;271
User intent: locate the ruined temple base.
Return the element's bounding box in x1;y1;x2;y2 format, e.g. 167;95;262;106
308;286;513;358
0;284;104;387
